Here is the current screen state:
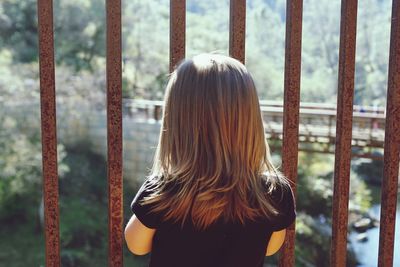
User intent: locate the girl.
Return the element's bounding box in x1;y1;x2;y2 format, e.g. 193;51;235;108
125;53;296;267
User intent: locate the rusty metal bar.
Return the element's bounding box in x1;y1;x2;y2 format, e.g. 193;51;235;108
106;0;123;266
330;1;358;266
170;0;186;72
378;0;400;266
229;0;246;64
37;0;60;266
278;0;303;266
154;105;161;121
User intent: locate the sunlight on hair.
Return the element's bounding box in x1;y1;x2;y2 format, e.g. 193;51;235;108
143;53;290;230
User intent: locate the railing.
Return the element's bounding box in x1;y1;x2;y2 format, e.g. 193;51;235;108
123;99;386;159
37;0;399;267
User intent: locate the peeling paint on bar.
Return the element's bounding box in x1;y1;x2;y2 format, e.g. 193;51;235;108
106;0;123;266
229;0;246;64
378;0;400;266
279;0;303;266
37;0;61;266
170;0;186;72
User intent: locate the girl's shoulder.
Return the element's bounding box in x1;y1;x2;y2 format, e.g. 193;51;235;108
130;175;166;228
261;172;292;196
261;174;297;231
138;174;176;194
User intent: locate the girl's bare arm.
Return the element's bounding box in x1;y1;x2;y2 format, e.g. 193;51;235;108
265;229;286;256
124;214;156;255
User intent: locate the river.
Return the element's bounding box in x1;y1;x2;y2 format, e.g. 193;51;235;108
349;202;400;266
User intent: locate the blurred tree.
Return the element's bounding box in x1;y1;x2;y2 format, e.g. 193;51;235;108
122;0;169;99
0;114;68;226
0;0;38;62
0;0;106;71
53;0;106;71
0;0;393;103
352;156;384;185
354;0;392;106
58;140;108;267
294;151;372;266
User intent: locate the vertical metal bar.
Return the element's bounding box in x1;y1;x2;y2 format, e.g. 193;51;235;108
170;0;186;72
106;0;123;266
279;0;303;266
37;0;60;266
229;0;246;64
378;0;400;266
330;1;358;266
154;105;161;121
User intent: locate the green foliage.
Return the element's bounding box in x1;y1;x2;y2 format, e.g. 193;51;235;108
0;221;45;267
0;0;38;62
0;114;68;222
53;0;106;71
122;0;169;99
0;0;106;71
1;0;392;103
295;213;359;266
352;156;384;185
297;151;372;216
58;140;108;266
295;152;372;266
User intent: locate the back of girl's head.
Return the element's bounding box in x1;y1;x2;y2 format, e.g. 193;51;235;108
147;53;288;229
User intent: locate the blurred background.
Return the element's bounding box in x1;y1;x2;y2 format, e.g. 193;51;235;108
0;0;398;266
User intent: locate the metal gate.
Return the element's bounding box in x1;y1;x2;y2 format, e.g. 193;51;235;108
37;0;399;266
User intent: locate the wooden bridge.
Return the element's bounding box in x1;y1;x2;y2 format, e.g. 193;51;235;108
123;99;386;159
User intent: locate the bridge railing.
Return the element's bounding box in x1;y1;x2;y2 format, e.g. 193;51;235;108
37;0;399;266
123;98;387;159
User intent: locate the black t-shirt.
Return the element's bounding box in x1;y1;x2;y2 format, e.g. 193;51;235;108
130;178;296;267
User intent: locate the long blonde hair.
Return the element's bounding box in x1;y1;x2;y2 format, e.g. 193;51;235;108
142;53;289;230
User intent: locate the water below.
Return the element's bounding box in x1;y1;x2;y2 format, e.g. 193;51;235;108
349;203;400;266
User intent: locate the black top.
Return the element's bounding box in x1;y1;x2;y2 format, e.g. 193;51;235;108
130;178;296;267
